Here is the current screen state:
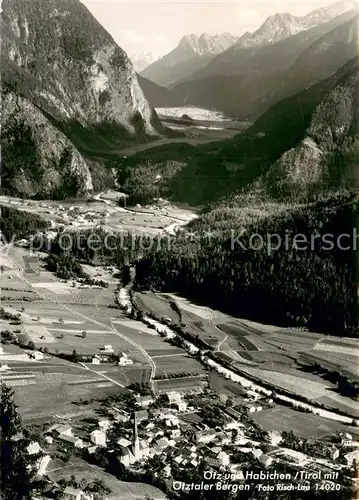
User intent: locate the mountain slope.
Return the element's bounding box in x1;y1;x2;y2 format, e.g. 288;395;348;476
1;0;164;198
137;74;182;107
172;11;358;119
140;32;238;88
118;57;358;206
132;57;359;337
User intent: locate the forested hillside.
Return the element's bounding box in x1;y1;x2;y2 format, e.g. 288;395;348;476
134;191;358;336
129;58;359;337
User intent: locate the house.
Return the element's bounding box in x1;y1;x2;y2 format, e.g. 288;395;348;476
53;425;73;437
171;429;181;439
0;364;10;372
117;447;134;467
195;430;217;444
330;447;340;461
345;450;359;468
341;433;354;446
117;438;132;448
0;347;4;355
63;486;90;500
176;400;187;412
136;395;154;408
90;430;106;447
118;356;133;366
58;434;85;448
252;448;263;459
37;455;51;476
259;454;273;468
217;451;230;467
92;356;101;365
26;441;42;456
98;419;111;431
155;437;171;450
268;430;282;446
29;351;44;361
163;465;172;478
134;410;149;421
215;432;231;445
167;392;182;405
103;345;114;353
88;445;98;454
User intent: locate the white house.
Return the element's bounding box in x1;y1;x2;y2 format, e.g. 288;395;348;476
0;364;10;372
196;430;217;444
103;345;114;353
331;447;340;461
37;455;51;476
163;465;172;478
98;419;111;431
92;356;101;365
167;392;182;405
136;395;154;408
217;451;230;467
26;441;42;456
58;435;85;448
117;438;132;448
29;352;44;361
90;430;107;447
345;450;359;468
259;454;273;468
118;356;133;366
0;347;4;355
268;430;282;446
176;400;187;412
171;429;181;439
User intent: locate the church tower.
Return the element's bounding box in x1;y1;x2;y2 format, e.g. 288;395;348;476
132;411;140;459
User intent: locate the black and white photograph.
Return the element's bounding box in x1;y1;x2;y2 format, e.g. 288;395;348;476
1;0;359;498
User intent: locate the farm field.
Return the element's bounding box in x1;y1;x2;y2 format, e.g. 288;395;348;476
153;353;207;377
0;358;126;421
299;351;359;379
154;376;207;394
1;245;198;420
209;372;248;401
47;457;166;500
237;366;359;417
135;292;180;323
252;406;357;439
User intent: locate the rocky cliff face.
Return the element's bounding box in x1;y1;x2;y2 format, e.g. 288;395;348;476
2;0;163;198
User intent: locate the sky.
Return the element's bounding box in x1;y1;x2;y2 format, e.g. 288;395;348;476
81;0;355;56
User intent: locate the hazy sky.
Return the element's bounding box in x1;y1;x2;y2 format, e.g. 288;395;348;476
81;0;355;55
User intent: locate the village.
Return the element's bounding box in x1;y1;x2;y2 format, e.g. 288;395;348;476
19;378;359;499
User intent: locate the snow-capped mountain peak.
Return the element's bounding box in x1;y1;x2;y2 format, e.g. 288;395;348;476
178;32;239;56
235;1;358;49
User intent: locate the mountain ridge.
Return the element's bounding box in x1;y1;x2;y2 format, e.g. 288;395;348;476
140;32;239;88
1;0;165;199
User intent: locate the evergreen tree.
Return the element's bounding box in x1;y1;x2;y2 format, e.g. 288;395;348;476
0;384;33;499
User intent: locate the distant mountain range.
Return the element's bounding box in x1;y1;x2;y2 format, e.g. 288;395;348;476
141;1;356;90
2;0;165;199
130;52;162;72
171;8;359;119
140;32;239;88
233;1;356;49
